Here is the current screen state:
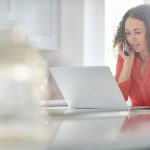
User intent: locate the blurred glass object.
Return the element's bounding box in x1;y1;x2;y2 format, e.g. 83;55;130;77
0;25;50;149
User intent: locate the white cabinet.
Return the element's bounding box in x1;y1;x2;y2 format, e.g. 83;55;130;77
0;0;60;50
0;0;21;23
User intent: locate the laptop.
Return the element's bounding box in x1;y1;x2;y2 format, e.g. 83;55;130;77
49;66;150;110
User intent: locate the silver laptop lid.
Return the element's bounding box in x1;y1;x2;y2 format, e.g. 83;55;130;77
49;66;128;110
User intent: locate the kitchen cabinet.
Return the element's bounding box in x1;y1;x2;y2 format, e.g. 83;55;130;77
0;0;60;50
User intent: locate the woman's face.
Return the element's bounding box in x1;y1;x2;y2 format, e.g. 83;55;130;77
125;17;148;53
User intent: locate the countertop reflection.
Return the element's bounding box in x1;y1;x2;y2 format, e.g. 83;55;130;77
44;108;150;150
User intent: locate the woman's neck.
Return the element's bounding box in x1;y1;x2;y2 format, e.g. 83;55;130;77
140;50;150;62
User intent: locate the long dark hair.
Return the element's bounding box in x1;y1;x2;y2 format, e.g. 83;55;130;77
113;4;150;51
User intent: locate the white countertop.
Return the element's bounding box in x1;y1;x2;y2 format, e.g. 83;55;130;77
42;101;150;150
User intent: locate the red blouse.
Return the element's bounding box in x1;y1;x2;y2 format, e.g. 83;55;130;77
115;54;150;106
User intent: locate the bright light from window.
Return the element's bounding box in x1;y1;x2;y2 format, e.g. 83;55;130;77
105;0;144;75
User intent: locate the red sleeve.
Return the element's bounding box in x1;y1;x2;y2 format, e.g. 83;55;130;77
115;54;131;101
120;115;150;134
119;79;131;101
115;54;123;81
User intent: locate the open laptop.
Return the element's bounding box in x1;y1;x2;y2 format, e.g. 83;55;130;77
49;66;150;111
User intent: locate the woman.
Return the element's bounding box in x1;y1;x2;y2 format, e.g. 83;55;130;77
113;4;150;106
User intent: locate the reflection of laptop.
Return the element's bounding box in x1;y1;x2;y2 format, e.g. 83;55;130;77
49;66;149;110
51;113;126;149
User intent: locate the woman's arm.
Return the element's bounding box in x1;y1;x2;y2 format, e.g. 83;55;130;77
115;44;135;100
117;44;135;83
118;56;134;83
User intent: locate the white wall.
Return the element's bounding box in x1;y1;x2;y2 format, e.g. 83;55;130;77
41;0;105;67
144;0;150;3
41;0;84;66
83;0;105;66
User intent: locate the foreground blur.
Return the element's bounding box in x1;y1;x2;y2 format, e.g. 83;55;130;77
0;25;50;150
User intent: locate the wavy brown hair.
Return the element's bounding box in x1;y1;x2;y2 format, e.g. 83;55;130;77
113;4;150;51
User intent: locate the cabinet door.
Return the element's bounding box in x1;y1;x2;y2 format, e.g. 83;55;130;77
0;0;21;24
20;0;60;50
0;0;60;50
21;0;59;50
